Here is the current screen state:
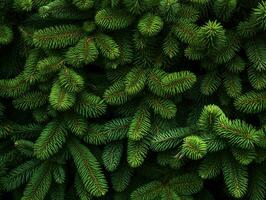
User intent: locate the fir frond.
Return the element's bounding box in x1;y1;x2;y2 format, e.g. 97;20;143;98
37;56;65;74
162;34;180;58
21;162;53;200
14;139;34;157
223;73;242;98
168;173;203;195
102;118;131;142
34;121;67;159
21;49;43;84
200;71;222;95
95;33;120;60
147;68;167;97
222;156;248;198
33;25;83;49
127;136;150;168
122;0;145;15
13;0;32;11
0;25;13;44
237;20;257;38
198;153;222;179
248;67;266;90
64;114;88;136
214;115;261;149
72;0;94;10
111;164;132;192
151;127;191;151
159;0;180;22
184;45;204;60
0;159;40;191
52;165;65;184
102;142;123;172
211;33;240;64
245;39;266;71
173;19;199;45
198;20;226;48
58;67;84;93
146;96;177;119
157;151;183;169
213;0;237;21
114;35;134;65
65;37;99;67
13;91;48;110
253;1;266;30
84;118;130;145
95;9;133;30
181;135;207;160
248;165;266;200
74;174;92;200
74;92;106;118
138;13;164;36
161;71;197;95
231;148;256;165
128;106;151;141
38;0;88;19
225;56;246;73
201;134;227;152
49;83;76;111
234;91;266;113
177;4;199;22
67;138;108;197
104;80;129;105
124;67;147;95
131;181;163;200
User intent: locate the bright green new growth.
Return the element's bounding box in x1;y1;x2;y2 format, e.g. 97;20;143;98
138;13;164;36
49;83;76;111
181;136;207;160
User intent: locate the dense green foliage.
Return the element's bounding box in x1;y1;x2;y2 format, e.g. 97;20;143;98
0;0;266;199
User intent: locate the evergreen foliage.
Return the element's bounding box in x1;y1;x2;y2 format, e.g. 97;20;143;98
0;0;266;199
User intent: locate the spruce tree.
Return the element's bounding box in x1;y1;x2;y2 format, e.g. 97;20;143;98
0;0;266;199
